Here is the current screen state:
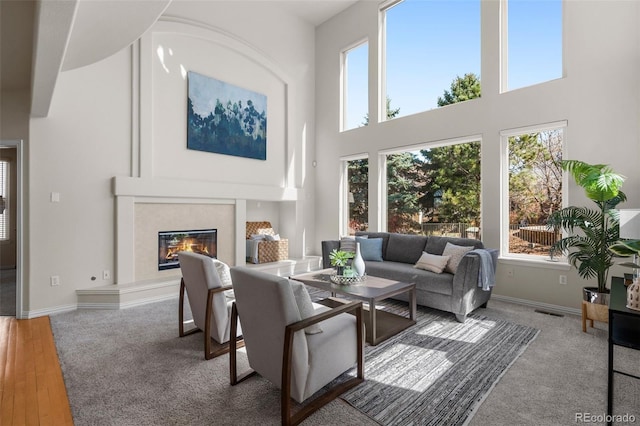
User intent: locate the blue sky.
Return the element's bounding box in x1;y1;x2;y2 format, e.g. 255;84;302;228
345;0;562;129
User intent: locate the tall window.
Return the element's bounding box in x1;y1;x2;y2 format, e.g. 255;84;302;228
384;140;481;238
381;0;480;120
344;157;369;235
502;123;565;257
342;41;368;131
502;0;563;91
0;161;8;241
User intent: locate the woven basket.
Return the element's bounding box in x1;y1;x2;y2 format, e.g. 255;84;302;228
246;221;288;264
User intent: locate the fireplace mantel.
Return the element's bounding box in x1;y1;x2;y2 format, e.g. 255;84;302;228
76;177;318;309
113;176;299;202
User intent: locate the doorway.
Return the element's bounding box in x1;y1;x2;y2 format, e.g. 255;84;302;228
0;141;23;318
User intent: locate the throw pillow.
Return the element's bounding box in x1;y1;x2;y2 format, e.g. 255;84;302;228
212;259;235;298
264;234;281;241
356;237;384;262
290;280;323;335
442;242;474;274
386;233;428;264
414;252;451;274
339;236;357;253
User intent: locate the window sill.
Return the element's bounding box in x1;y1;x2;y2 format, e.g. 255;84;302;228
499;255;570;271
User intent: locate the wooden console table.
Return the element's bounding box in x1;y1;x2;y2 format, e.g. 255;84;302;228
607;276;640;425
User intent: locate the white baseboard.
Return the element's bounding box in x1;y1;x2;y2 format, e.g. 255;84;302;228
119;293;179;309
25;304;77;319
491;294;581;317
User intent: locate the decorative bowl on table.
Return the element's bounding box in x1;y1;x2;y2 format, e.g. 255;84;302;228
330;273;366;285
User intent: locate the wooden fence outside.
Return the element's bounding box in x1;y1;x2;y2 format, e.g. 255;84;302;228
510;224;560;247
421;223;480;239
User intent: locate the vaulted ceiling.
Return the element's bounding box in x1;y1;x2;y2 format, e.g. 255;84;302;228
0;0;357;117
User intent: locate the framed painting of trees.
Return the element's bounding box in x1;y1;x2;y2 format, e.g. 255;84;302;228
187;71;267;160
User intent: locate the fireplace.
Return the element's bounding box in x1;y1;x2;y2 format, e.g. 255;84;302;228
158;229;217;270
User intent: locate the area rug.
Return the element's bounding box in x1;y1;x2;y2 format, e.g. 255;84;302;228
337;304;539;426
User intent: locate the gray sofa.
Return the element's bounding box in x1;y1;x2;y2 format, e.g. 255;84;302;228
321;232;496;322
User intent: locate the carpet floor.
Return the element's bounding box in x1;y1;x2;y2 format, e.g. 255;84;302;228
50;292;539;426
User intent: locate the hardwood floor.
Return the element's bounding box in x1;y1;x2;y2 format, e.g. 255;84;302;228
0;316;73;425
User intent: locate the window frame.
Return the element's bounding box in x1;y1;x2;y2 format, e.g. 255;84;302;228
500;120;568;263
340;38;369;132
379;0;481;121
500;0;565;93
379;135;483;235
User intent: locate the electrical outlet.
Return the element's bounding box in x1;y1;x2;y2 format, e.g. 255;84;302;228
50;275;60;286
103;270;111;280
559;275;567;285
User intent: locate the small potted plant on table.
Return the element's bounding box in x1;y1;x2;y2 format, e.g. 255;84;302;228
328;249;354;276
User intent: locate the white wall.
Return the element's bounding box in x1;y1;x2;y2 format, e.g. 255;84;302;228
29;49;132;313
314;0;640;310
25;1;317;315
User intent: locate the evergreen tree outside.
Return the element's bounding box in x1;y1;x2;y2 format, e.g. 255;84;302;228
347;158;369;234
418;73;482;236
420;142;481;226
437;73;481;106
386;152;426;233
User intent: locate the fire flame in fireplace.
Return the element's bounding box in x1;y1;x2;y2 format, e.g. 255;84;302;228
165;237;210;260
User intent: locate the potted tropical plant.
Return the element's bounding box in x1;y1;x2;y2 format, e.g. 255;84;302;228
547;160;626;330
328;249;354;276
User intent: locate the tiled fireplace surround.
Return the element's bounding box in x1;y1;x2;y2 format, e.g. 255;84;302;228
114;196;246;302
131;202;237;283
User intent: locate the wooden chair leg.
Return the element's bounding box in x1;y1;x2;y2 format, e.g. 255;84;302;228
204;289;215;359
179;279;199;337
182;283;243;360
179;279;186;336
230;302;255;385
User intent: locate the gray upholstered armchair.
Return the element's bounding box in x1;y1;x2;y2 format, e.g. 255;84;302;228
177;251;242;360
229;267;364;426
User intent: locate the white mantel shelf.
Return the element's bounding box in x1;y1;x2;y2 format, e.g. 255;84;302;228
113;176;299;201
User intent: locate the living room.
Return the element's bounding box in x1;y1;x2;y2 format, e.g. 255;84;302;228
0;0;639;424
0;0;637;318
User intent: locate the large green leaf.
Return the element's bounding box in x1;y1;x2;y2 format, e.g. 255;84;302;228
562;160;625;202
609;239;640;256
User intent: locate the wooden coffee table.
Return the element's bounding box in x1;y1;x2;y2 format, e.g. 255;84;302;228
291;268;416;345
